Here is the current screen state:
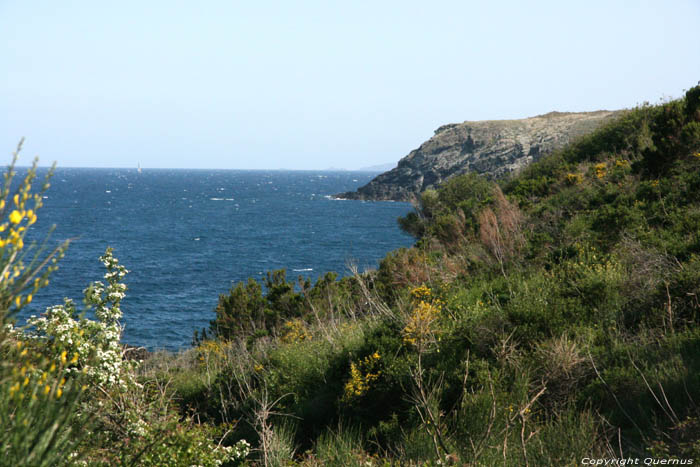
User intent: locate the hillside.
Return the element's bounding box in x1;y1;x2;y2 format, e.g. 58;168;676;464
191;86;699;464
338;110;621;201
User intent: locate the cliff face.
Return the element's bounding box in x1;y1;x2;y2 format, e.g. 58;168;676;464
338;110;622;201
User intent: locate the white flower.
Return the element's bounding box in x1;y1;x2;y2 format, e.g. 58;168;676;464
24;248;136;390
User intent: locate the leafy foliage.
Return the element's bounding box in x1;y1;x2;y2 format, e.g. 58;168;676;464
184;85;700;464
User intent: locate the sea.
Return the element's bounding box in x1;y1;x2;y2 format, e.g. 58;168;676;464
14;168;415;351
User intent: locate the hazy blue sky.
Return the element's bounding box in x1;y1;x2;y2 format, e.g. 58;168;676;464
2;1;699;170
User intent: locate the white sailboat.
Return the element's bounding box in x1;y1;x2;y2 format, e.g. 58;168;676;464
137;163;142;174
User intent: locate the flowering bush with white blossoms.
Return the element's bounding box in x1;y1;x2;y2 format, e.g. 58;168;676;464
26;247;135;389
21;247;252;465
227;439;252;462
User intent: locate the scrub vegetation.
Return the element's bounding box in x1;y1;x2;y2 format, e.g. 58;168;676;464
2;84;700;465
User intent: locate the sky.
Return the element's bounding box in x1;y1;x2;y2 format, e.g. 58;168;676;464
1;1;699;170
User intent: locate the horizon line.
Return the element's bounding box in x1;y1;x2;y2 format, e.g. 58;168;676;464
10;165;390;172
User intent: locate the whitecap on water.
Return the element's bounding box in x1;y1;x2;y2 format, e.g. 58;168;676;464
293;268;313;272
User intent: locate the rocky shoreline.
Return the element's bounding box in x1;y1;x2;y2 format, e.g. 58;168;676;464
338;110;622;202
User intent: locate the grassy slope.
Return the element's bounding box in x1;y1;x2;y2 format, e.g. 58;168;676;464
150;86;700;465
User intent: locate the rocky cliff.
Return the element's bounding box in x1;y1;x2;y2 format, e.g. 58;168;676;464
338;110;622;201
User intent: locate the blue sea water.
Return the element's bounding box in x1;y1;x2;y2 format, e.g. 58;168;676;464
16;168;414;350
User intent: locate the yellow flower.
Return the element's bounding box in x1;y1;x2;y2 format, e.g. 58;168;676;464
0;200;4;210
343;352;382;401
14;296;21;307
8;210;22;224
56;388;63;398
60;350;68;365
594;162;607;179
410;285;432;302
13;194;19;206
566;173;582;185
403;301;440;347
44;385;51;395
26;294;32;304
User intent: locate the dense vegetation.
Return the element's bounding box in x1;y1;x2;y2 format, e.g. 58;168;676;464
2;84;699;465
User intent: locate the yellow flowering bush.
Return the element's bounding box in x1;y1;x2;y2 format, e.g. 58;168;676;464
198;339;227;361
594;162;607;179
566;173;583;185
410;284;432;302
1;337;86;465
280;318;311;343
403;301;441;347
0;141;67;315
343;351;381;401
0;143;83;465
403;286;443;351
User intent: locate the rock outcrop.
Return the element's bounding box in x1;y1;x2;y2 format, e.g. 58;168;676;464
338;110;622;202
